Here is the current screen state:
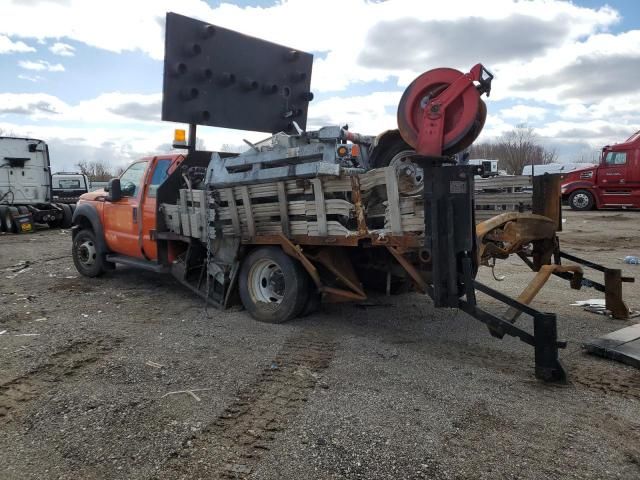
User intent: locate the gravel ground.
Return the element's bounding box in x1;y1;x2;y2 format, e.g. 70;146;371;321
1;208;639;479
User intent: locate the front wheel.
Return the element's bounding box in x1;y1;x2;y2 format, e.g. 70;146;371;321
72;229;107;277
238;247;309;323
568;189;595;211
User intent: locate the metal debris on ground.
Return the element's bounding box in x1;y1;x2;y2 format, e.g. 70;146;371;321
584;324;640;369
160;388;214;402
571;299;640;319
145;360;165;369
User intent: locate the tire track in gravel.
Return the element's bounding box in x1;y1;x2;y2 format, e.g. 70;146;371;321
156;328;337;479
0;338;120;423
570;360;640;400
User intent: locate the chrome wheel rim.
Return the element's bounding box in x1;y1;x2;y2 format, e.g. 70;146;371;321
573;193;589;209
248;259;285;304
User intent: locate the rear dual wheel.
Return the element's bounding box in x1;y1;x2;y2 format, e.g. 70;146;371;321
0;206;8;232
2;206;19;233
47;203;72;229
238;247;317;323
60;203;73;229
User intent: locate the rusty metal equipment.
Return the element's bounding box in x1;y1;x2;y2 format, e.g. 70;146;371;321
397;64;492;156
392;65;572;382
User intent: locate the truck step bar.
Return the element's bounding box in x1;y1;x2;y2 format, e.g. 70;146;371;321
106;254;168;274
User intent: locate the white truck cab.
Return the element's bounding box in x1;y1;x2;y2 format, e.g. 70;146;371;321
52;172;90;203
0;136;72;232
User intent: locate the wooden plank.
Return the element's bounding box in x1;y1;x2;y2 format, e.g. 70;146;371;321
277;181;290;236
217;199;353;222
385;167;402;234
239;186;256;238
200;191;209;241
224;188;241;235
311;178;328;236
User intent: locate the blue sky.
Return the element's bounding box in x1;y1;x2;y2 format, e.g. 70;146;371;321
1;0;639;171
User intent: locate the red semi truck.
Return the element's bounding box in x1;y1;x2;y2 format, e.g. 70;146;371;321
562;130;640;210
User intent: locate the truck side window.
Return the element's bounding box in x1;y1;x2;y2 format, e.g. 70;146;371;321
147;159;173;198
605;152;627;165
119;161;148;197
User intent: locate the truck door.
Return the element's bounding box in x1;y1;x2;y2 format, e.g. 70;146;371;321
103;160;148;257
599;150;631;206
140;156;178;260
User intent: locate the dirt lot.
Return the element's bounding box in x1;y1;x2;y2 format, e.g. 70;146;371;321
1;208;639;479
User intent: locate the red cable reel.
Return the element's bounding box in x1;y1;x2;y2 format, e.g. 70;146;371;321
397;64;493;157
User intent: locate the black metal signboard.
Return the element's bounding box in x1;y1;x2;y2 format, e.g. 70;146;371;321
162;12;314;133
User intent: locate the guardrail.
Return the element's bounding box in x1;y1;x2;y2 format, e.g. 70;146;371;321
475;175;533;221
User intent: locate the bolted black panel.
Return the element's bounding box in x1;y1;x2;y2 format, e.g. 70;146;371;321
162;12;314;134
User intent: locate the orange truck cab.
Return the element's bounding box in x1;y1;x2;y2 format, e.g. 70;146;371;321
71;154;184;275
561;130;640;210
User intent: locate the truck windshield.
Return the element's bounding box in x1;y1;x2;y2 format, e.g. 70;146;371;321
605;152;627;165
58;179;81;189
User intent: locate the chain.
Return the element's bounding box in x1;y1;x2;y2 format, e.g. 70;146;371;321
204;188;213;319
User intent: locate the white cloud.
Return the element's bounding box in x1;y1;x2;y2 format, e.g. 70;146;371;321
17;74;44;82
49;41;75;56
307;91;402;134
0;91;266;171
1;0;638;164
18;59;65;72
0;93;67;116
500;105;547;122
0;34;35;53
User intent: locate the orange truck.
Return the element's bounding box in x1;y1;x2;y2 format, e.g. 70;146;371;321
72;154;184;276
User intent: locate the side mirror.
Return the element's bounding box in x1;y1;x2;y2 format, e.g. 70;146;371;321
107;178;122;202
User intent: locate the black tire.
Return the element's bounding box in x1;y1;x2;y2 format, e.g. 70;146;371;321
72;229;106;277
299;288;322;317
0;206;8;232
69;203;76;215
17;206;29;215
6;206;19;233
371;136;414;169
60;203;73;228
239;247;309;323
568;189;595;211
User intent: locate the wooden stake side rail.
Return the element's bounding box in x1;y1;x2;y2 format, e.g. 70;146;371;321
160;171;552;245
